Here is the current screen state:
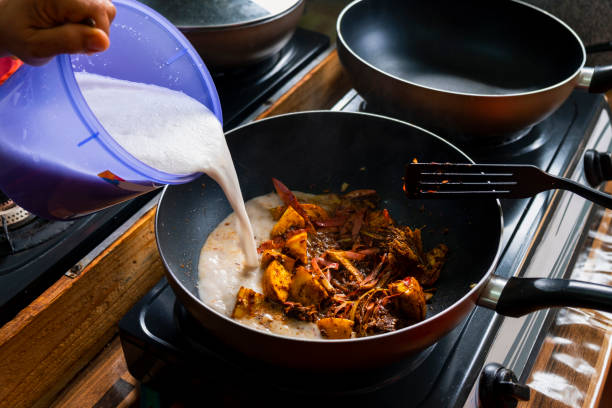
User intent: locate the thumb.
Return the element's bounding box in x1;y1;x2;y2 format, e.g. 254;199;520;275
25;25;109;61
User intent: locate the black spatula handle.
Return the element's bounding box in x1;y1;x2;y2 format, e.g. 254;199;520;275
495;277;612;318
586;41;612;54
590;65;612;93
551;175;612;209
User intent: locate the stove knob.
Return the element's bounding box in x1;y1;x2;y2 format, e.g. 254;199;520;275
584;149;612;187
478;362;530;408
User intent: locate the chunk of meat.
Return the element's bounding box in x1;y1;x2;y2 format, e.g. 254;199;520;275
384;226;447;286
388;277;426;322
271;206;305;237
364;302;398;334
232;287;279;319
290;266;328;306
262;260;293;303
343;189;377;200
301;203;329;222
327;250;363;282
285;230;308;264
272;178;314;230
364;209;394;232
317;317;354;339
257;237;284;253
386;227;422;270
284;301;318;322
261;249;296;272
269;206;286;220
421;244;449;286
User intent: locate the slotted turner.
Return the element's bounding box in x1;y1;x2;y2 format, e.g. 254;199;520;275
404;163;612;209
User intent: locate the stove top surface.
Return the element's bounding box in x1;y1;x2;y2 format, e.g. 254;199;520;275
119;91;609;407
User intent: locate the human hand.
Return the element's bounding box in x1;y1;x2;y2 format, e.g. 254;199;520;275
0;0;116;65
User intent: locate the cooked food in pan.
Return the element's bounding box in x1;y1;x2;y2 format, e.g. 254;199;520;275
198;179;447;339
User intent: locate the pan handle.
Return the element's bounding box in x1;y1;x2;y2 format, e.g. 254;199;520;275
586;41;612;54
578;65;612;94
478;276;612;318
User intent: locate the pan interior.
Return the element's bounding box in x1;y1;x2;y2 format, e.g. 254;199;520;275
141;0;301;28
339;0;584;95
156;112;502;323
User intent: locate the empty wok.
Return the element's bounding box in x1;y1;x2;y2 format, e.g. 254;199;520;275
156;111;612;370
337;0;612;144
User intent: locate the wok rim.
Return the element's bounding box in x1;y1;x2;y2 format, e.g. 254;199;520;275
155;110;505;345
336;0;587;99
175;0;303;32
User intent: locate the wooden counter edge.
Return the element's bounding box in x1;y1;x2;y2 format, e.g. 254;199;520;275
0;207;164;408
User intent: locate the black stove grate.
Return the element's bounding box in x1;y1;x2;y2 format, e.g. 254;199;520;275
0;217;72;256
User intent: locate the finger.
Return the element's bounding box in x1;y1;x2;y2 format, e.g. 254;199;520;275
51;0;116;35
25;25;110;61
78;0;116;36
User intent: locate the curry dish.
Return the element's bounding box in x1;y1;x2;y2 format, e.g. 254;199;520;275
231;179;448;339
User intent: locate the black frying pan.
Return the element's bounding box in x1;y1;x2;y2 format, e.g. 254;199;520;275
141;0;304;70
337;0;612;143
156;111;612;370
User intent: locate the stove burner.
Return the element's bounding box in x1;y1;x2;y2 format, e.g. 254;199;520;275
173;300;435;395
0;190;36;247
0;215;73;256
211;51;283;82
120;279;474;407
0;202;34;229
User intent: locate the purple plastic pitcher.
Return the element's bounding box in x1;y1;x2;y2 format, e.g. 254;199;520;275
0;0;222;220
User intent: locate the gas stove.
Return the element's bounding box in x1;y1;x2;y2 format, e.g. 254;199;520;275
0;28;329;326
119;90;612;407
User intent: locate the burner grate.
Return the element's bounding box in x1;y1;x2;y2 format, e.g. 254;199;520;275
0;190;34;229
0;215;72;256
0;204;34;229
0;191;36;253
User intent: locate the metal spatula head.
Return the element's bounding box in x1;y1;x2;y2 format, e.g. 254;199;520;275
403;162;612;209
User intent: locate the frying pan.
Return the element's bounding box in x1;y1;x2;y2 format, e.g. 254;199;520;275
336;0;612;143
156;111;612;370
140;0;304;70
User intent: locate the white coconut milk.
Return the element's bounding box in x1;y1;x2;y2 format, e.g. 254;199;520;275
75;72;258;267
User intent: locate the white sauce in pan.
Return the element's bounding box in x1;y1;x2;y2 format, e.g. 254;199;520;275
198;192;335;339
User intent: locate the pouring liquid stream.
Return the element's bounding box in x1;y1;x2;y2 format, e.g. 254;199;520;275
76;72;258;267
